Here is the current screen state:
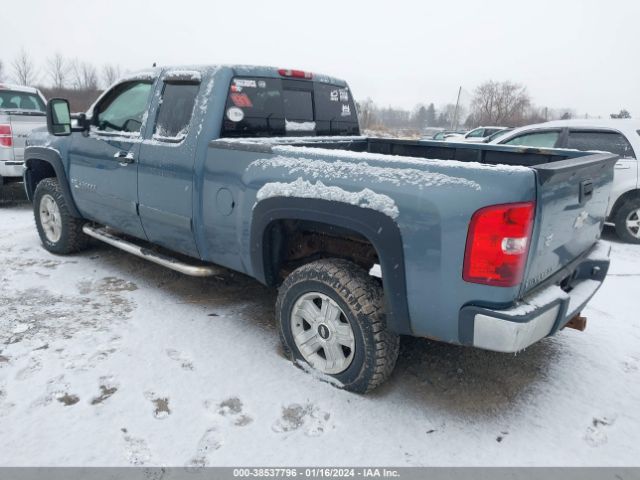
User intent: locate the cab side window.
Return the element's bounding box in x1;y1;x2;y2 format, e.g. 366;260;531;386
502;131;561;148
567;131;636;159
95;81;153;134
153;82;200;139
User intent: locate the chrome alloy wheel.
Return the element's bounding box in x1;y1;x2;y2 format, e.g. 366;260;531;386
626;208;640;239
39;194;62;243
291;292;356;375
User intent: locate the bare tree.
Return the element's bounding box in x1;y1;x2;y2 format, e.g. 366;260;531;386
610;109;631;119
46;53;69;89
0;60;4;82
11;48;38;86
101;64;121;88
469;80;530;126
440;103;465;128
356;98;376;130
69;59;99;91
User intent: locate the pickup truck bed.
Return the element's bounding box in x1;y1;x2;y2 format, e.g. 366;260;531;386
23;64;617;392
205;137;615;347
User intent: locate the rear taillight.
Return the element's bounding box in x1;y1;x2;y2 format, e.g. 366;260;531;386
0;124;12;148
278;68;313;79
463;202;535;287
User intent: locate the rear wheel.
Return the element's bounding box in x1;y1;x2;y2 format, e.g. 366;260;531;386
33;178;89;254
614;198;640;244
276;258;399;393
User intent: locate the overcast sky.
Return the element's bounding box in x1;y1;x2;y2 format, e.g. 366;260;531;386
4;0;639;117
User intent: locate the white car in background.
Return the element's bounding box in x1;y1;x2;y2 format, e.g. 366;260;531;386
446;125;509;143
492;119;640;243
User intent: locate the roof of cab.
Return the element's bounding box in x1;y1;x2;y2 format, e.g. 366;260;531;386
0;83;42;94
119;64;348;87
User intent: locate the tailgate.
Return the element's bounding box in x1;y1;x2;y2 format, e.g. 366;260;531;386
522;152;618;293
8;114;46;162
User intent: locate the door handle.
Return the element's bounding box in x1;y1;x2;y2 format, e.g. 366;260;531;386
113;151;135;165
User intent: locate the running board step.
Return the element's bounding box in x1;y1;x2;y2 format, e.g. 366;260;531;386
82;224;225;277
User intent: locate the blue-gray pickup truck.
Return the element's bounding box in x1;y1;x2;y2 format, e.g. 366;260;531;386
24;65;617;392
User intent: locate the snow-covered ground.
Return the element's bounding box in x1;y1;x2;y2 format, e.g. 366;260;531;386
0;187;638;466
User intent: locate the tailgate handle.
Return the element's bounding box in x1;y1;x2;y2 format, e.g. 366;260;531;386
579;180;593;204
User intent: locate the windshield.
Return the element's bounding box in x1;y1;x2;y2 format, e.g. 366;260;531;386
221;76;359;137
0;90;46;113
486;129;512;142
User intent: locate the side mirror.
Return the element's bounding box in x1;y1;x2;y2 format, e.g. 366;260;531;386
47;98;72;136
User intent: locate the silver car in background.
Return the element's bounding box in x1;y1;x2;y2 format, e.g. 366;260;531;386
0;84;47;189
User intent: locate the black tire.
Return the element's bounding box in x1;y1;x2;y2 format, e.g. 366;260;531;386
613;198;640;244
33;178;89;254
276;258;399;393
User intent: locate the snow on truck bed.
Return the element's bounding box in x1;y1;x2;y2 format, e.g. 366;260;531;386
256;178;400;219
222;137;534;220
250;153;482;219
214;136;531;174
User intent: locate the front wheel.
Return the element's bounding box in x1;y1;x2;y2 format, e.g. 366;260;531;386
33;178;89;254
276;258;399;393
613;198;640;244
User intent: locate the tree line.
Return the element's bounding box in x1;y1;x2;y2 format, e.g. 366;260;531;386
0;50;631;127
0;49;122;111
359;80;632;134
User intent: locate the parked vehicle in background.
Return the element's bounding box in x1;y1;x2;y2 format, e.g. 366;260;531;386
483;128;513;143
24;65;616;392
448;126;509;143
422;127;445;138
0;84;47;192
493;119;640;243
426;130;466;141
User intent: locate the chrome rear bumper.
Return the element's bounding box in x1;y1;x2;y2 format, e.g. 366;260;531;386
459;242;610;353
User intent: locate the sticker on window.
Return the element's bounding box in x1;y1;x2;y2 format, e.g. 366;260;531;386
230;84;241;93
226;107;244;122
339;89;349;102
341;104;351;116
330;90;339;102
230;93;253;108
234;79;257;88
258;80;266;88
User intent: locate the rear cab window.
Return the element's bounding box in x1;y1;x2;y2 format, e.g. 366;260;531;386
221;76;359;137
567;130;636;159
0;90;45;113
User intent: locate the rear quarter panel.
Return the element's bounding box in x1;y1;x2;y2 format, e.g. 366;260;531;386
199;143;537;342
